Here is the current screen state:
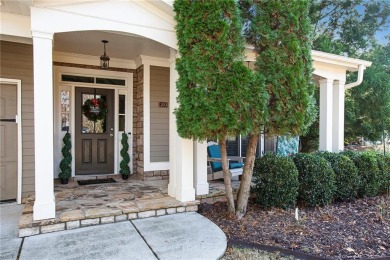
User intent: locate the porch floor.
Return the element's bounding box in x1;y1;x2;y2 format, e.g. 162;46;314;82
18;175;239;237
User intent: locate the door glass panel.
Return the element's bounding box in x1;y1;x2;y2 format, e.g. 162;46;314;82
118;94;126;131
61;90;70;131
119;95;125;114
82;93;107;134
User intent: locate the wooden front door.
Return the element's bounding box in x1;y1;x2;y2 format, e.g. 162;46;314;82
75;87;114;175
0;83;18;201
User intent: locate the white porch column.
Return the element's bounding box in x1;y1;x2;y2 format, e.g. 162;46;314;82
193;141;209;195
168;49;196;202
32;31;55;220
332;80;345;152
319;78;334;151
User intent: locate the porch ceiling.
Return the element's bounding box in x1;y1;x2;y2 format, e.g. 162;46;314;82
0;0;31;16
54;31;170;60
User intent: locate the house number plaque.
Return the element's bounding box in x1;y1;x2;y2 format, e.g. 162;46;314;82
159;102;168;108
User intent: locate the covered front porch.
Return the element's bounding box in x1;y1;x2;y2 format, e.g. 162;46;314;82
18;176;238;237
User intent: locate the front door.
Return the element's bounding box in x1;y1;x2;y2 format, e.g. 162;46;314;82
0;83;18;201
75;87;115;175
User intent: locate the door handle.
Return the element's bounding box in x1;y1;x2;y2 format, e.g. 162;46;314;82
110;134;113;137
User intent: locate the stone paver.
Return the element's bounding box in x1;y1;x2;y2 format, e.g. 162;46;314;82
59;210;85;222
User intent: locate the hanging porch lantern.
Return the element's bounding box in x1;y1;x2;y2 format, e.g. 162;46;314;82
100;40;110;69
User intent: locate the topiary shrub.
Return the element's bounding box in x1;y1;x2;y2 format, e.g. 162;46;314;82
293;153;335;207
317;152;359;201
119;133;130;178
375;153;390;194
344;151;382;197
59;132;72;183
253;154;299;209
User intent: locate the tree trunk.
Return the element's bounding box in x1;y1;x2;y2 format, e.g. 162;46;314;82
235;133;259;219
219;136;235;216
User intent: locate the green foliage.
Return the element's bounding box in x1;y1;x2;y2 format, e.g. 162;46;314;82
345;43;390;141
293;153;335;207
59;133;72;180
309;0;390;56
343;151;382;197
240;0;317;136
174;0;268;141
317;152;359;201
119;133;130;175
253;154;299;209
375;153;390;193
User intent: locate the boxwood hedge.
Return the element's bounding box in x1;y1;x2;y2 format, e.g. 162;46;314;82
343;151;382;197
253;154;299;209
293;153;335;207
317;151;359;201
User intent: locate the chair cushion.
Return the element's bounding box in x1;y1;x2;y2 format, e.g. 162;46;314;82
207;145;222;172
229;162;244;169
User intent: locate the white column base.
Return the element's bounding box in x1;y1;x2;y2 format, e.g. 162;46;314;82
175;187;196;202
193;141;209;196
33;200;56;220
168;182;176;197
194;183;209;196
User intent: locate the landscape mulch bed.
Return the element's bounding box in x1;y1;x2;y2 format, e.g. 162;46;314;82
199;195;390;259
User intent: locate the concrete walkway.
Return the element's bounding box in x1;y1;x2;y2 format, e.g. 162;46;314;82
1;204;226;260
0;203;23;259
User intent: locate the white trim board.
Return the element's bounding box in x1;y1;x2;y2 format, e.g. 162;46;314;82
0;78;23;204
139;57;170;172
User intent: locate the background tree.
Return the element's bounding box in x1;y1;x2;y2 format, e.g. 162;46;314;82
345;42;390;143
302;0;390;151
174;0;267;216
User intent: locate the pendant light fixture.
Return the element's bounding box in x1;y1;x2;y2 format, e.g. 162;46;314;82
100;40;110;69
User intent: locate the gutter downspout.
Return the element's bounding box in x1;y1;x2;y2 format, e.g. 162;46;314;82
345;64;366;89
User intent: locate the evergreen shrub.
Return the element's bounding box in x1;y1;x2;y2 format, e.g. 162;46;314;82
293;153;335;207
375;153;390;194
343;151;382;197
59;132;72;180
253;154;299;209
120;133;131;176
317;152;359;201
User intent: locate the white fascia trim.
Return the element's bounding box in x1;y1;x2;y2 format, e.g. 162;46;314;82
134;1;175;26
312;50;372;71
0;78;22;204
54;51;136;69
244;44;372;71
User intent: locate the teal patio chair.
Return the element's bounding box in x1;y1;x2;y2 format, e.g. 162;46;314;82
207;144;244;181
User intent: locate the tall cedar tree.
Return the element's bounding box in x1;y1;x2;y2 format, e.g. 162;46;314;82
237;0;316;217
174;0;268;216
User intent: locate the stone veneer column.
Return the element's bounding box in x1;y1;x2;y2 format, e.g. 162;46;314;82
135;65;144;177
32;31;55;220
